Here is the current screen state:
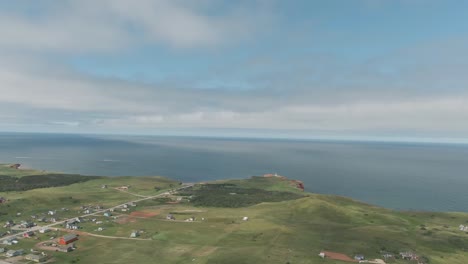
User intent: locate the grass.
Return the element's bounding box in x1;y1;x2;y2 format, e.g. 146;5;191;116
1;170;468;263
0;163;52;178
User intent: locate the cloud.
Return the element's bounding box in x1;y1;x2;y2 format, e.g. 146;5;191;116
0;0;270;52
1;1;468;140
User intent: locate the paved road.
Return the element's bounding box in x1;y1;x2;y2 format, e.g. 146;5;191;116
1;184;193;242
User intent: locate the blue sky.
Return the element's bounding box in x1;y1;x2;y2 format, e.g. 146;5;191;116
1;0;468;141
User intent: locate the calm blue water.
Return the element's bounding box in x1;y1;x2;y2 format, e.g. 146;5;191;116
1;132;467;212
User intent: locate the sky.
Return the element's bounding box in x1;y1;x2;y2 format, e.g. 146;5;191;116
1;0;468;141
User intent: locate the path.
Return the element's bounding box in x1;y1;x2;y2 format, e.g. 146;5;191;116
113;188;149;198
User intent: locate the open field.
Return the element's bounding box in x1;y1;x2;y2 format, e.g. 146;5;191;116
1;166;468;263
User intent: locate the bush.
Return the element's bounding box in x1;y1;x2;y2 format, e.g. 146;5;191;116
179;183;304;208
0;174;101;192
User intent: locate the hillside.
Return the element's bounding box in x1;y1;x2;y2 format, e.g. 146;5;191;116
0;166;467;264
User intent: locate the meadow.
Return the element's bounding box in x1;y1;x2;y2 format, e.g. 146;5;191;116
1;164;468;264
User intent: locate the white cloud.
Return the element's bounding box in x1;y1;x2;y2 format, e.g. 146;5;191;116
0;0;269;52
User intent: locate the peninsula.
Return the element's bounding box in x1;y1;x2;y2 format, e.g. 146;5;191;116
1;164;467;264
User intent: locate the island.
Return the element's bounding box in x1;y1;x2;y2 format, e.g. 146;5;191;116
0;164;467;264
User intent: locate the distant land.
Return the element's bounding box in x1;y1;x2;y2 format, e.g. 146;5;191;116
2;133;468;212
1;164;468;264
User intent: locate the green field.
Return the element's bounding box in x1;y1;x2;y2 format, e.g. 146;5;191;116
1;165;468;264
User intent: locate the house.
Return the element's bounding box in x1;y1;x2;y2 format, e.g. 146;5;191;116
39;228;51;234
25;254;47;263
58;245;74;252
400;252;419;260
354;255;365;261
166;214;175;220
101;184;107;189
2;239;14;245
130;231;139;238
242;217;249;221
3;220;14;228
6;249;24;257
23;231;35;238
104;212;112;217
20;221;35;228
0;248;6;253
59;234;78;245
318;252;326;258
459;225;468;232
48;210;55;216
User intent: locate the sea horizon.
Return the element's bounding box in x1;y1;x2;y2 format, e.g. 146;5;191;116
1;132;468;213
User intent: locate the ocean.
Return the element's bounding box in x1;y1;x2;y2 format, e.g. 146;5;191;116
1;132;467;212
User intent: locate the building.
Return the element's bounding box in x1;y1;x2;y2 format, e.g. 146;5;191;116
242;216;249;221
59;234;78;245
354;255;365;261
58;245;74;252
166;214;175;220
0;248;6;253
6;249;24;257
25;254;47;263
0;197;6;203
39;228;51;233
130;231;139;238
23;231;35;238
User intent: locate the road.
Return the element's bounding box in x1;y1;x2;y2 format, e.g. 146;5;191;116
1;184;193;242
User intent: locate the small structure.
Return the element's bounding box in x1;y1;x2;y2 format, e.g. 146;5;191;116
58;245;74;252
319;252;326;258
2;238;14;245
130;231;139;238
9;164;21;169
0;248;6;253
101;184;108;189
0;197;6;203
39;228;51;234
400;252;419;261
25;254;47;263
166;214;175;220
242;216;249;221
354;254;365;261
20;221;35;228
104;212;112;217
23;231;35;238
59;234;78;245
6;249;24;257
459;224;468;232
381;252;394;260
3;220;14;228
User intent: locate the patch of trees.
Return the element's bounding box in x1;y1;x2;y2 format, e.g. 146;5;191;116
179;184;304;208
0;174;101;192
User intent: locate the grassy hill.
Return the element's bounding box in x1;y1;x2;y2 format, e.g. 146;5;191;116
0;166;467;264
